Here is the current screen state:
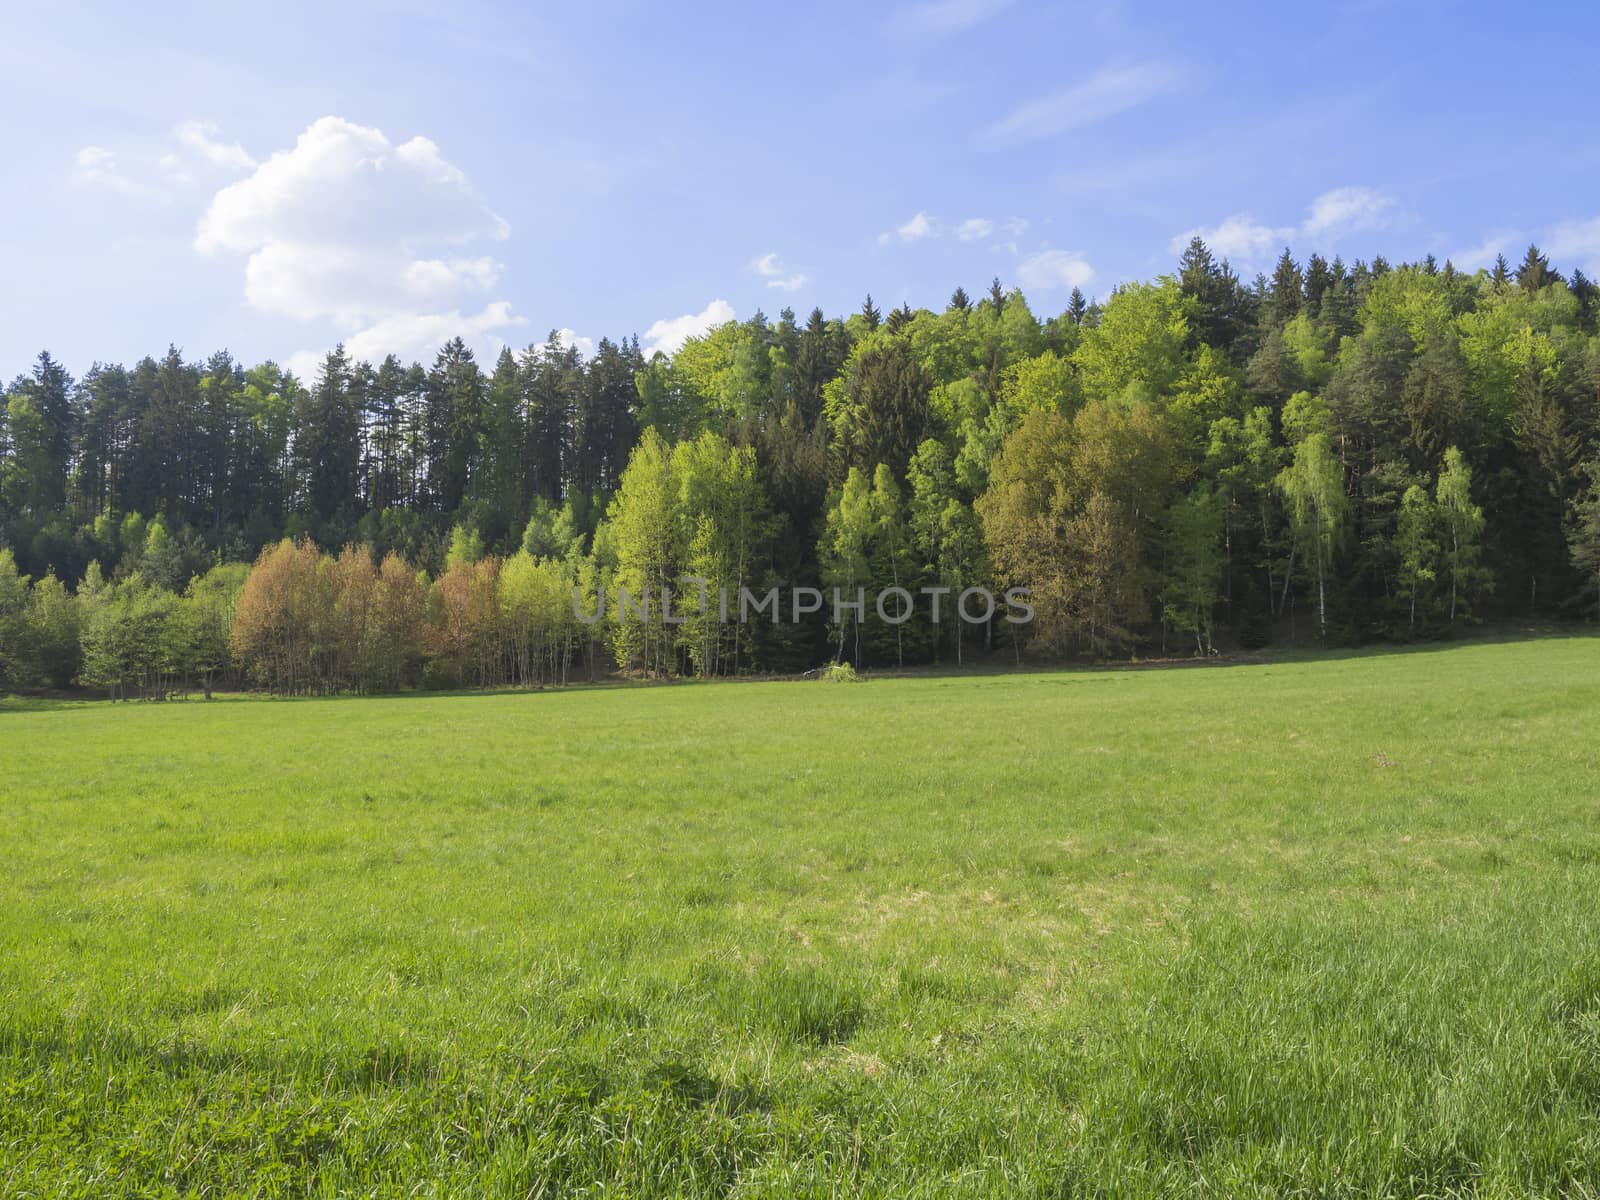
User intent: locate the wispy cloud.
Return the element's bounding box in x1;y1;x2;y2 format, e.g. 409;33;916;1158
174;119;256;171
1448;233;1519;271
880;212;1024;247
1302;186;1392;238
72;118;261;201
1546;218;1600;273
888;0;1013;38
988;61;1187;144
72;145;165;199
749;252;808;292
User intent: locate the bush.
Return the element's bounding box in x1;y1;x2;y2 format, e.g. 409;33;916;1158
819;662;861;683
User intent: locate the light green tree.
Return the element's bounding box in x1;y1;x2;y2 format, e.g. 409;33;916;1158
820;467;875;664
1276;431;1347;637
0;549;30;686
606;429;682;675
1163;487;1225;655
1395;484;1438;634
1435;446;1489;623
1070;280;1192;406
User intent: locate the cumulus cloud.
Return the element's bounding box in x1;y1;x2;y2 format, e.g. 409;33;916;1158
1168;215;1293;265
643;299;735;357
896;211;939;241
549;328;596;358
956;217;995;242
988;62;1186;144
750;252;808;292
195;116;520;367
174;119;256;171
1171;186;1396;269
285;300;526;381
1017;249;1094;291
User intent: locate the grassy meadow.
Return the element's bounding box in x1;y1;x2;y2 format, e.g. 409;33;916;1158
4;636;1600;1197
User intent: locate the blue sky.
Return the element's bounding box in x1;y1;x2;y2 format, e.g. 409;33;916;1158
5;0;1600;378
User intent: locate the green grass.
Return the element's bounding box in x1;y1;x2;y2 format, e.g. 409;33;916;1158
4;637;1600;1197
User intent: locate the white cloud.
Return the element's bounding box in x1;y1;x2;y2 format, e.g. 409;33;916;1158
643;299;736;357
1448;233;1519;272
287;301;525;380
988;62;1186;143
889;0;1013;37
198;116;518;367
196;118;515;371
549;328;596;358
1017;249;1094;291
75;121;258;200
956;217;995;241
76;145;114;171
1546;219;1600;273
1302;186;1392;239
72;145;161;198
402;256;502;296
749;252;808;292
196;116;507;268
896;211;939;241
1169;215;1293;265
1171;186;1396;270
74;145;117;180
174;119;256;171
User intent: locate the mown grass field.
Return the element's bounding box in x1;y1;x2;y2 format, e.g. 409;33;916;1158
3;637;1600;1197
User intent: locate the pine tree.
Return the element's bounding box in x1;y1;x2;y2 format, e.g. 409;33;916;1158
1268;249;1303;329
1515;244;1560;292
949;286;971;312
1569;269;1598;331
1569;462;1600;620
1304;254;1333;314
860;294;881;332
1066;287;1088;325
424;338;483;514
1491;253;1512;293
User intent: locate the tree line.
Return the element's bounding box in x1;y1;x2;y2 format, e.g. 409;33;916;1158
4;242;1600;695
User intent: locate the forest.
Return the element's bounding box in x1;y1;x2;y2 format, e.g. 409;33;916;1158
3;241;1600;696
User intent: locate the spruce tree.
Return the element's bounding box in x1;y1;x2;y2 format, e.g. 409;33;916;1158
860;294;881;332
1268;249;1303;328
1515;244;1560;292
